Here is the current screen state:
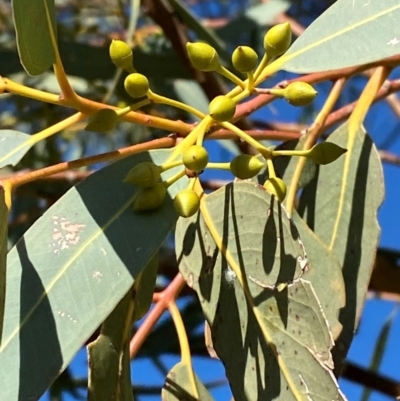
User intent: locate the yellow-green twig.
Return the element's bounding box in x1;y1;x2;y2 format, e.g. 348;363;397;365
266;158;276;178
217;66;246;90
206;162;231;170
148;90;206;120
43;0;77;103
219;121;271;156
168;300;200;399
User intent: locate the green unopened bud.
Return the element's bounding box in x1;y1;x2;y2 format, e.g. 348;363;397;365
230;155;265;179
283;82;317;107
124;161;162;188
307;142;347;165
85;109;119;132
174;189;200;218
232;46;258;73
182;145;209;172
124;73;149;98
133;183;167;212
109;40;133;71
209;95;236;122
264;177;287;202
186;42;220;72
264;22;292;58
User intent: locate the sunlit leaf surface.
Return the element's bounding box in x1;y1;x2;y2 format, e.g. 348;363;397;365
0;149;188;400
299;123;384;366
176;182;346;401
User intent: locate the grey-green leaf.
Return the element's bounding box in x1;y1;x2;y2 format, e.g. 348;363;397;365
298;123;384;369
87;288;134;401
0;130;34;168
162;361;214;401
291;211;345;340
176;182;346;400
132;252;159;322
13;0;57;76
0;149;188;400
279;0;400;73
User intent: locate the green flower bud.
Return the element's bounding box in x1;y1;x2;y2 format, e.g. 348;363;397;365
186;42;220;72
307;142;347;165
123;161;162;188
124;73;149;98
263;177;287;202
283;82;317;107
209;95;236;122
133;183;167;212
174;189;200;218
109;40;133;71
182;145;209;172
264;22;292;58
85;109;119;132
232;46;258;73
230;155;265;179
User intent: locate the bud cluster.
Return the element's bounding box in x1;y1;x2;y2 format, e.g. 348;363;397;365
108;23;347;215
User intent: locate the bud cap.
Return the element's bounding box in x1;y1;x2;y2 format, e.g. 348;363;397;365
232;46;258;73
230;155;264;179
109;40;133;71
209;95;236;122
182;145;209;173
283;81;317;107
124;73;149;98
124;161;162;187
264;23;292;58
174;189;200;218
133;183;167;212
263;177;287;202
186;42;220;72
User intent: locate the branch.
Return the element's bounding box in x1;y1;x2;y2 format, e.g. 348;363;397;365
129;273;186;359
342;361;400;398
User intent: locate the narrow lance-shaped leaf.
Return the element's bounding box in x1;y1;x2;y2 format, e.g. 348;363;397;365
13;0;57;76
0;149;188;401
274;0;400;73
298;122;384;368
176;182;346;401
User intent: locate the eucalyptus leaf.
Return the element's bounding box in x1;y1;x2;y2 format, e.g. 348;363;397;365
291;211;345;341
245;1;291;27
13;0;56;76
0;149;188;400
162;361;214;401
278;0;400;73
132;253;159;322
87;288;135;401
0;130;34;168
176;182;345;400
298;123;384;369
